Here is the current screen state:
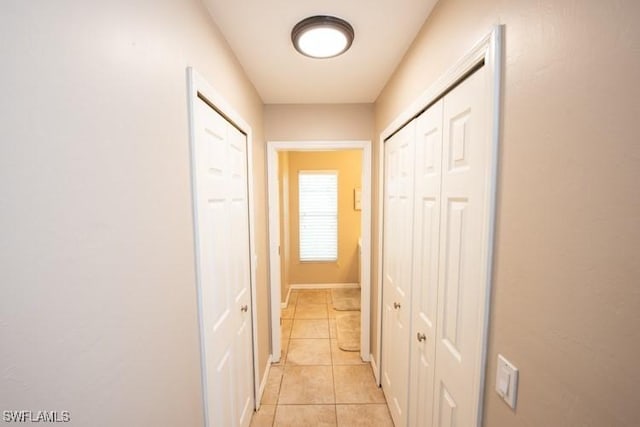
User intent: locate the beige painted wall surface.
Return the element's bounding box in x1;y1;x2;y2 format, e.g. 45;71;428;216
278;151;291;303
264;103;375;141
287;151;362;284
374;0;640;426
0;1;269;426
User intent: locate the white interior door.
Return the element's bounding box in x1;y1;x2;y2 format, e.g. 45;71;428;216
193;97;254;427
381;121;416;427
432;67;489;427
408;99;444;427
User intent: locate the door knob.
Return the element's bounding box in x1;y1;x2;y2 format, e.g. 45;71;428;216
393;302;401;309
240;305;248;313
417;332;426;342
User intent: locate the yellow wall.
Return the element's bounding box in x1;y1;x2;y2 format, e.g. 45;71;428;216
278;151;291;302
287;151;362;284
373;0;640;426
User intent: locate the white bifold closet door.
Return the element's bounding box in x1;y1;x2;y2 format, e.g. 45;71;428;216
192;97;254;427
408;98;444;427
382;65;490;427
382;120;417;427
428;66;489;427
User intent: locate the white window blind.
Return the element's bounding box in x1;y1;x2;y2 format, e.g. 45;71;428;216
298;171;338;262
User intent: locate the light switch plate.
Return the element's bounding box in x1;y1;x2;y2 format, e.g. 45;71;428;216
496;354;518;409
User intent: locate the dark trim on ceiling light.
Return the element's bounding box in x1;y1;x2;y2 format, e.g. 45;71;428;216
291;15;355;59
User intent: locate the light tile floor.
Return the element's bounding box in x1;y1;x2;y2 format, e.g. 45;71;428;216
251;289;394;427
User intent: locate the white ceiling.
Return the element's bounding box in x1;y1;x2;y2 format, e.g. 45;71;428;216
202;0;439;104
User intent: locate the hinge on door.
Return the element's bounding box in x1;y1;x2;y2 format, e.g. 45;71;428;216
278;245;281;256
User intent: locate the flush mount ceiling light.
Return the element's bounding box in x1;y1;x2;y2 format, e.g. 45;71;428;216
291;15;354;59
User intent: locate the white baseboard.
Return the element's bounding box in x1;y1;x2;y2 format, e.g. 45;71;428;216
290;283;359;290
370;353;380;386
280;287;292;309
256;356;272;409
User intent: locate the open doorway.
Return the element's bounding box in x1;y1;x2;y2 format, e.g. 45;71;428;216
267;141;372;366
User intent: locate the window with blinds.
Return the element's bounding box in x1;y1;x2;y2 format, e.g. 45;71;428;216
298;171;338;262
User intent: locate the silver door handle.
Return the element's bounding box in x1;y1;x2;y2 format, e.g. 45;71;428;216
240;305;248;313
393;302;401;309
417;332;426;342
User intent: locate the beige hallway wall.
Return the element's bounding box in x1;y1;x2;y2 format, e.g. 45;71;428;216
373;0;640;426
264;104;375;141
0;1;269;425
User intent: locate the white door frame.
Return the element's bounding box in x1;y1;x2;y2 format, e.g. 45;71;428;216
375;25;503;425
186;67;261;420
267;140;372;364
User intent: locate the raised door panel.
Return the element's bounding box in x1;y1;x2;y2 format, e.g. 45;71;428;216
409;99;444;427
382;121;416;427
433;66;489;427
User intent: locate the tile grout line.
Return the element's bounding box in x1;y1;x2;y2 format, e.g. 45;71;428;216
273;290;295;427
271;289;382;427
327;291;339;426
